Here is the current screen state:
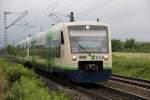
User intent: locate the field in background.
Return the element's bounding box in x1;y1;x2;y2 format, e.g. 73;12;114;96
113;52;150;58
112;52;150;80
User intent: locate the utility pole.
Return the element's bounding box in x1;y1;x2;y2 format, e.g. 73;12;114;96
4;12;7;49
4;11;28;48
13;40;14;47
27;34;31;60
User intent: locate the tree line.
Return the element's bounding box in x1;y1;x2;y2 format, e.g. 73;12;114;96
112;38;150;53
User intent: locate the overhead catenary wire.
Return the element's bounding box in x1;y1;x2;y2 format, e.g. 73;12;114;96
20;0;80;29
14;0;103;44
29;0;65;25
9;0;84;45
51;13;64;22
18;0;63;30
6;11;28;29
29;0;59;21
48;14;60;23
17;0;65;40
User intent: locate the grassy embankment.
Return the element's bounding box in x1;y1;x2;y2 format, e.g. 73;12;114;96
0;70;8;100
112;52;150;80
0;58;69;100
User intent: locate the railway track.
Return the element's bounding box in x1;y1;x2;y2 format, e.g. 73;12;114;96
110;74;150;89
35;69;149;100
75;83;149;100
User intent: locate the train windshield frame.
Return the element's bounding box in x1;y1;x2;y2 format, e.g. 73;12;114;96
68;25;109;53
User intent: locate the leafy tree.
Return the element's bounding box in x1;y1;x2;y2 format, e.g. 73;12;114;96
124;38;137;51
111;38;150;53
136;42;150;53
111;39;123;52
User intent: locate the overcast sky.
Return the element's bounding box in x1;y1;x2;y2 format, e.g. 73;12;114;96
0;0;150;47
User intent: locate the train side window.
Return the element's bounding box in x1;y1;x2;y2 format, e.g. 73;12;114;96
61;31;64;44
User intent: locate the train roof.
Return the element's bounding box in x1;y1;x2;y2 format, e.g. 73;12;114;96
33;32;46;39
57;21;108;27
16;21;108;46
16;36;32;46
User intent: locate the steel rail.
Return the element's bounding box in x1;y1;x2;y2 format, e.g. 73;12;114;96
110;74;150;89
97;84;149;100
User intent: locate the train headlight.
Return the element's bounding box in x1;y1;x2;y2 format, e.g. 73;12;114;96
104;55;108;59
104;55;108;60
72;55;77;61
86;25;90;29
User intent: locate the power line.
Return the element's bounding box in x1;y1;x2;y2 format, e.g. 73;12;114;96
4;11;28;48
13;0;64;42
6;11;28;29
48;14;60;23
29;0;64;25
18;0;65;30
52;13;64;22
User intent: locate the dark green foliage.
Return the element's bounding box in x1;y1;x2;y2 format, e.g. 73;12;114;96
111;39;123;52
124;38;136;49
6;45;17;55
111;38;150;53
4;65;36;83
0;59;36;84
7;44;27;57
0;59;68;100
136;42;150;53
6;70;21;83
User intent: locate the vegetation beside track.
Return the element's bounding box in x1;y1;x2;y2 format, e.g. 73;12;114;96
112;52;150;80
0;70;8;100
0;58;68;100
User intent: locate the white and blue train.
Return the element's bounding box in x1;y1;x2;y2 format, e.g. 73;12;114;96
15;21;112;83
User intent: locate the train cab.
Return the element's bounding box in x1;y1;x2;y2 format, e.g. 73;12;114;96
55;21;112;82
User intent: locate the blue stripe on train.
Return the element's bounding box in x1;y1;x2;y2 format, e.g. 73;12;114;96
65;69;112;83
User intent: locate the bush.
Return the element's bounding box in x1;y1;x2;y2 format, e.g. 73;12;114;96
0;59;36;83
0;59;69;100
6;76;51;100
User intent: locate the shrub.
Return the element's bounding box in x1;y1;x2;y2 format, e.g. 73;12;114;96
0;59;37;83
0;59;69;100
6;76;51;100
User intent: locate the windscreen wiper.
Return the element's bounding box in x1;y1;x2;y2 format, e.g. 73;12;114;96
72;39;92;57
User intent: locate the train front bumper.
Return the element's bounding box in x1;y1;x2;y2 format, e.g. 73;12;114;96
67;69;112;83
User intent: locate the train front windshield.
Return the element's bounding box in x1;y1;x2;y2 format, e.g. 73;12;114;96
68;25;108;53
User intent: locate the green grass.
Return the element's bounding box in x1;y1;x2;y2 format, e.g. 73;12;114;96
112;52;150;80
0;58;69;100
113;52;150;58
0;72;8;100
